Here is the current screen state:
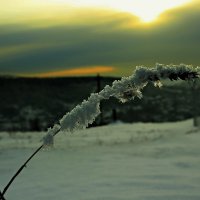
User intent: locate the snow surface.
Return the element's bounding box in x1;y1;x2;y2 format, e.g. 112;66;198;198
1;119;200;200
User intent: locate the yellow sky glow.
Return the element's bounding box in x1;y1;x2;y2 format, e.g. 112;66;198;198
42;0;192;22
0;0;192;24
0;0;198;77
21;66;115;77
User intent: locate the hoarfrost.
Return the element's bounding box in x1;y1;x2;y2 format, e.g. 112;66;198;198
43;63;199;145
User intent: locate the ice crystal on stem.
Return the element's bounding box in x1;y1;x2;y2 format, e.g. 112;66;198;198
43;63;199;146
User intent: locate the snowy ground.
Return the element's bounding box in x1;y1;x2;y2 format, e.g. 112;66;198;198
0;119;200;200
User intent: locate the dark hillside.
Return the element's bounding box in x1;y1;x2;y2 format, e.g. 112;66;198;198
0;76;199;131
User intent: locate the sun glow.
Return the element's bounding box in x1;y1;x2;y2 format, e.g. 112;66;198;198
0;0;192;25
43;0;192;22
22;66;115;77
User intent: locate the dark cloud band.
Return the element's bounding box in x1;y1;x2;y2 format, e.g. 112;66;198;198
0;1;199;76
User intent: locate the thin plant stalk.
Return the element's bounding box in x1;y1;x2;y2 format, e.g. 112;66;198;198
0;64;199;199
0;191;6;200
1;128;60;198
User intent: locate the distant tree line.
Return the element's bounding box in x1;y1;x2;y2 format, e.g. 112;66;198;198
0;76;199;131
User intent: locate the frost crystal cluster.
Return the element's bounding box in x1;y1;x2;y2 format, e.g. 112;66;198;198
43;64;199;145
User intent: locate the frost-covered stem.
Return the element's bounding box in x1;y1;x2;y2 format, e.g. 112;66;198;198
2;127;61;197
43;63;199;145
1;63;199;198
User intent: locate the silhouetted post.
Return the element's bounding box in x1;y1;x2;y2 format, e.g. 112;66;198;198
96;73;101;93
96;74;103;124
192;80;200;127
112;108;117;122
30;118;40;131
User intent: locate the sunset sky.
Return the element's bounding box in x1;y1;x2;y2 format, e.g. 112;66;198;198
0;0;199;77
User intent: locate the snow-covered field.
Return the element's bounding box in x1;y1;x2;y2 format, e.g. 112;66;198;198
1;119;200;200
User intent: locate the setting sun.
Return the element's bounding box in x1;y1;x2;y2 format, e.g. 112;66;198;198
44;0;192;22
0;0;199;77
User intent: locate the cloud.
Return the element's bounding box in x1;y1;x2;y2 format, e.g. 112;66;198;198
0;1;200;76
